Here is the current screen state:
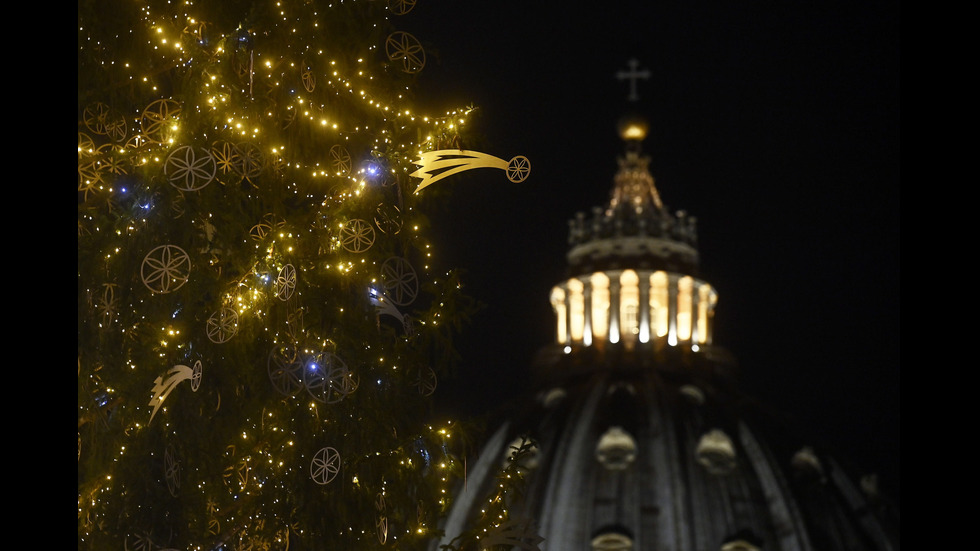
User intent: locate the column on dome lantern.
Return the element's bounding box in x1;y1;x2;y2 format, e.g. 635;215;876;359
550;271;717;350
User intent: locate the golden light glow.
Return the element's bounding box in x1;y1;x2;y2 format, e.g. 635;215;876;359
78;0;474;547
552;270;715;349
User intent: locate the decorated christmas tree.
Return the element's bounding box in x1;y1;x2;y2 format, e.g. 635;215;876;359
77;1;497;548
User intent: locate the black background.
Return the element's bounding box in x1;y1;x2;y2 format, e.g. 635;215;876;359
403;1;898;500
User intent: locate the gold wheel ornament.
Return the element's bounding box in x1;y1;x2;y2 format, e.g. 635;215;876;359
506;156;531;182
249;213;286;241
99;145;130;177
82;102;111;135
301;66;316;92
83;102;129;142
140;98;181;144
93;283;121;327
303;352;354;404
223;454;250;493
234;141;265;184
310;446;341;485
165;145;217;191
277;103;298;130
385;31;425;74
141;244;191;294
329;145;351;176
374;203;403;235
211;140;240;181
285;307;305;342
415;366;437;396
125;534;157;551
206;307;239;343
340;219;375;253
388;0;416;15
275;264;297;301
78;157;105;200
190;360;203;391
380;256;418;306
124;134;156;167
268;346;304;397
78;132;96;158
270;151;288;178
375;492;388;544
164;444;181;496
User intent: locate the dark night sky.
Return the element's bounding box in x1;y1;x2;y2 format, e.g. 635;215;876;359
404;2;899;499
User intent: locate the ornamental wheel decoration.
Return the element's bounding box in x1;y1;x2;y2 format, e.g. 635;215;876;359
82;102;112;134
506;156;531;183
233;141;265;184
268;346;304;396
124;134;156;166
78;132;96;157
78;144;114;198
329;145;351;176
302;66;316;92
83;102;129;142
206;307;239;343
249;213;285;240
340;219;375;253
141;244;191;294
374;203;403;235
385;31;425;74
310;446;341;485
190;360;203;391
94;283;121;327
388;0;416;15
275;264;296;301
415;366;437;396
166;145;217;191
380;256;418;306
303;352;354;404
140;98;181;144
99;146;130;176
277;103;298;130
164;444;181;496
223;454;250;493
375;492;388;544
211;140;240;181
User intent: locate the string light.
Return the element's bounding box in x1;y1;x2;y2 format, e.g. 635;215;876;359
79;1;482;548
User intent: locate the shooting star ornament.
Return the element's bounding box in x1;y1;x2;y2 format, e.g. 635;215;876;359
410;149;529;194
148;360;203;424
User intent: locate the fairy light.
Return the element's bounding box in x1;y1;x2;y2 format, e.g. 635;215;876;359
79;1;475;548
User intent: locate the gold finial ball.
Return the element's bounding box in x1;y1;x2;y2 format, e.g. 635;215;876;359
617;113;648;142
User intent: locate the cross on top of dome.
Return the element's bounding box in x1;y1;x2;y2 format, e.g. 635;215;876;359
616;58;650;102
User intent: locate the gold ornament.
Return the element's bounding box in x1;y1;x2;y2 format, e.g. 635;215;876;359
388;0;416;15
164;444;181;496
340;219;375;253
140;99;181;144
206;307;239;343
147;360;203;423
268;346;304;397
141;244;191;294
380;256;418;306
385;31;425;73
310;446;341;485
275;264;297;301
411;150;530;193
329;144;351;176
166;145;217;191
415;366;437;396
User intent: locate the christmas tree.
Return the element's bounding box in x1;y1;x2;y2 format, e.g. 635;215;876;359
77;1;485;548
